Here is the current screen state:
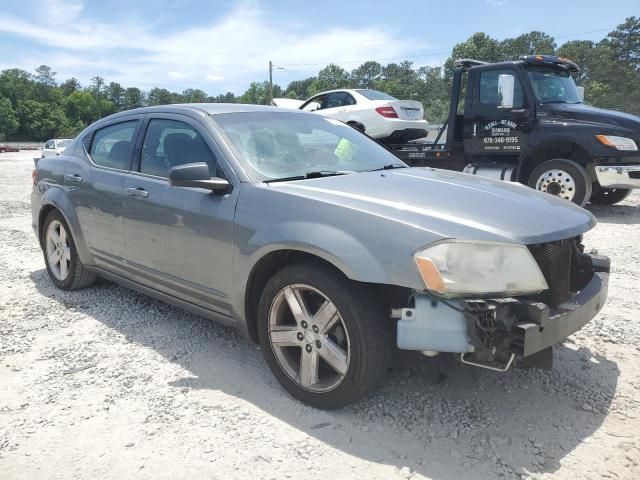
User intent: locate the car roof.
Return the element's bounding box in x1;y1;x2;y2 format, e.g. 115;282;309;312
102;103;288;120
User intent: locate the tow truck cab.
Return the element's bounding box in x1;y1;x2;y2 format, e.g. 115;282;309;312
394;55;640;206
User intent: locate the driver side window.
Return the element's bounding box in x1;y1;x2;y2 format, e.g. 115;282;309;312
140;119;218;178
302;94;325;112
477;69;525;115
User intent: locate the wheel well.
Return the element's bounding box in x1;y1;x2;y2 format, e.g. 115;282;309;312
519;141;593;183
243;249;411;343
38;204;57;247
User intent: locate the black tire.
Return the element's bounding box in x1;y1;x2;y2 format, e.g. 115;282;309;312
257;262;392;409
42;210;96;290
589;187;632;205
346;121;365;133
527;158;592;207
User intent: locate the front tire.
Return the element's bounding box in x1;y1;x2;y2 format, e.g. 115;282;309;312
589;187;632;205
42;210;96;290
257;262;391;409
528;158;592;207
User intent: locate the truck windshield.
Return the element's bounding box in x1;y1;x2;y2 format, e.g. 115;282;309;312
526;68;582;104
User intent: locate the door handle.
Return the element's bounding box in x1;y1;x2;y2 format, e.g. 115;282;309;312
125;187;149;198
64;173;83;184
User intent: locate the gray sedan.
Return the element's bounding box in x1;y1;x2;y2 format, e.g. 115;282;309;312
31;104;609;409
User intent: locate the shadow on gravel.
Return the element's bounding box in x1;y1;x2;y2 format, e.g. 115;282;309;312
30;268;619;480
587;203;640;225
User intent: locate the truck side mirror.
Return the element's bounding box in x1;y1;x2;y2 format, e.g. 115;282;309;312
498;74;515;109
577;86;585;101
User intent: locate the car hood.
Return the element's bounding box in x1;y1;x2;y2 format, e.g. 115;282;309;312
545;103;640;132
269;168;596;245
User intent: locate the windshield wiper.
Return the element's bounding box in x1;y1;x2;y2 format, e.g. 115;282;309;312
367;164;408;172
264;170;353;183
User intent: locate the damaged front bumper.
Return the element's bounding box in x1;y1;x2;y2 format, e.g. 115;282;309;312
396;256;609;370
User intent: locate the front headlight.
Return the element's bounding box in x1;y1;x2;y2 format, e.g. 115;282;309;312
596;135;638;151
414;240;548;297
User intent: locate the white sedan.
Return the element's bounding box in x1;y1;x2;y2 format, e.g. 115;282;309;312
42;138;73;158
273;89;428;142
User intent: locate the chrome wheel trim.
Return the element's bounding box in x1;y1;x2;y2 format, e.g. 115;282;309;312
535;169;577;201
45;220;71;281
268;283;351;393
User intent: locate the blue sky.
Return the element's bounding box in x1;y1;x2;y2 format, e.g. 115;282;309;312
0;0;637;95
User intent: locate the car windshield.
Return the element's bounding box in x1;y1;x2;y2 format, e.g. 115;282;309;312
526;68;582;104
57;139;72;148
211;112;407;182
356;89;398;101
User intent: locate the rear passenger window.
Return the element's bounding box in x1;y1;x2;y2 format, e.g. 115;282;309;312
90;121;137;170
140;119;218;178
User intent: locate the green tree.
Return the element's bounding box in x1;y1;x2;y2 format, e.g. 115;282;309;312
308;64;350;95
147;87;176;105
123;87;144;110
499;32;556;60
0;97;19;140
182;88;208;103
60;78;81;96
0;69;34;105
607;16;639;71
106;82;125;109
350;61;383;88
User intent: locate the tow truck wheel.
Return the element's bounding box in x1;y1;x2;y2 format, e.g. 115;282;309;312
589;187;632;205
528;159;592;207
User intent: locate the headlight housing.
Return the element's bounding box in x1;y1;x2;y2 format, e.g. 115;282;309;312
596;135;638;151
414;240;548;297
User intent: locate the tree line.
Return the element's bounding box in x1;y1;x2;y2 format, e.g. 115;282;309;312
0;16;638;141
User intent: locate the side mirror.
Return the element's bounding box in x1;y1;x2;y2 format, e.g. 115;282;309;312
577;86;585;101
304;101;321;112
169;162;230;193
497;74;515;109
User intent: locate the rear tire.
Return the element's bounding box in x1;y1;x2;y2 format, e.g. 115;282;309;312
528;159;592;207
42;210;96;290
257;262;391;409
346;121;365;133
589;187;632;205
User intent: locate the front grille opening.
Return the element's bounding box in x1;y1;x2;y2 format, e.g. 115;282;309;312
527;237;593;308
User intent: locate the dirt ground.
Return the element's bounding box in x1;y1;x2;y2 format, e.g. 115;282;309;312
1;150;639;480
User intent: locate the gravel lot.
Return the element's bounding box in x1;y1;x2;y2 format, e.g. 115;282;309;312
1;150;639;480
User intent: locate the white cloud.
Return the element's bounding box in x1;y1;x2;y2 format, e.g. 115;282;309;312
168;71;189;79
0;0;425;93
485;0;510;6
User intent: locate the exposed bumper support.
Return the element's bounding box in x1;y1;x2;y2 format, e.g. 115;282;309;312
510;271;608;357
595;164;640;189
396;267;609;368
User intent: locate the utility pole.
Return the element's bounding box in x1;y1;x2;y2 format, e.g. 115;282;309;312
268;60;273;104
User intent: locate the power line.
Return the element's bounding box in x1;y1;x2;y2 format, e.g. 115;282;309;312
276;51;445;68
274;24;620;69
554;26;616;39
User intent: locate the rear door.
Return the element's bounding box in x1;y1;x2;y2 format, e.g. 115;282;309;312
121;114;237;315
320;91;354;121
466;67;534;165
65;117;142;271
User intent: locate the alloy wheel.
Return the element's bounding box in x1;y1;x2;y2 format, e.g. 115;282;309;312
45;219;71;281
268;284;351;393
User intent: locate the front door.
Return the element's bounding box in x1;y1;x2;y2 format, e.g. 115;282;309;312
466;67;534;167
121;115;237;315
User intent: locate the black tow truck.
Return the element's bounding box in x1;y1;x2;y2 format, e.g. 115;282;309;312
387;55;640;206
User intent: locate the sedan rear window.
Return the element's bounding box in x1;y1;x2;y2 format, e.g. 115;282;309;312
356;89;398;101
